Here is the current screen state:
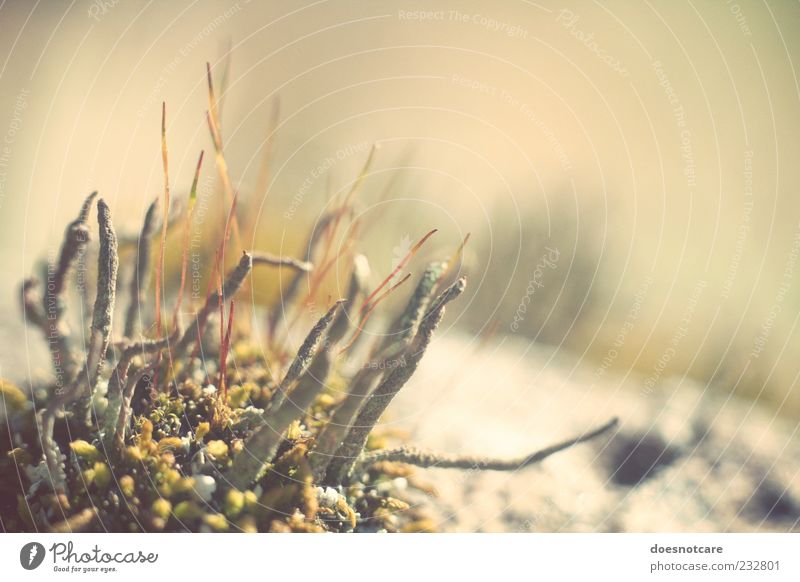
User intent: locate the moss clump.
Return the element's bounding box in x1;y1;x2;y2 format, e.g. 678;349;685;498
0;65;616;533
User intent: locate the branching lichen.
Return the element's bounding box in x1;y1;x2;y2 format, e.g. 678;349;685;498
5;71;618;533
350;417;620;476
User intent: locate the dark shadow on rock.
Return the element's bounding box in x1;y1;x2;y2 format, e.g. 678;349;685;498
606;432;682;487
743;478;800;524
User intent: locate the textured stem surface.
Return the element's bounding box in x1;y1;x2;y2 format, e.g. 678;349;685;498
227;344;335;490
44;191;96;384
352;417;619;476
326;277;466;484
272;300;344;410
252;251;313;272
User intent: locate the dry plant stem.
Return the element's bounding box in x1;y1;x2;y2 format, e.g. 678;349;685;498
44;191;96;381
227;303;344;490
252;252;313;273
351;417;620;476
327;277;466;485
272;300;345;410
174;251;252;356
123;199;158;338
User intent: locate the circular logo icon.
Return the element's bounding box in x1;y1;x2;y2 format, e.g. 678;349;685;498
20;542;46;570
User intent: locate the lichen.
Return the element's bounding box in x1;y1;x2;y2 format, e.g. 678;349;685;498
0;65;617;533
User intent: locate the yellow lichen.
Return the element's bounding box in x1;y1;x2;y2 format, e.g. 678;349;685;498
151;498;172;520
400;518;437;533
203;513;229;532
173;501;203;520
119;475;135;498
93;462;112;489
123;445;143;463
0;378;27;412
157;437;183;453
69;440;101;462
223;489;245;518
195;422;210;441
206;439;229;461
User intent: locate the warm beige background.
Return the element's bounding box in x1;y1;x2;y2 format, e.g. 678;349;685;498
0;1;798;413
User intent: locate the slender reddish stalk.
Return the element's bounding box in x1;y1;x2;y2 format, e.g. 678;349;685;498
191;187;237;360
172;150;205;330
317;146;376;271
155;102;170;340
339;273;411;355
217;39;233;128
206;62;241;253
219;299;235;401
438;232;471;286
306;217;361;304
154;102;171;393
360;228;437;313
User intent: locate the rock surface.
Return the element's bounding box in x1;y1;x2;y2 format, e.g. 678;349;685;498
390;333;800;532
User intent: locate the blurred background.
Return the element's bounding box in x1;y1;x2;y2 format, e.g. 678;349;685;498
0;0;799;424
